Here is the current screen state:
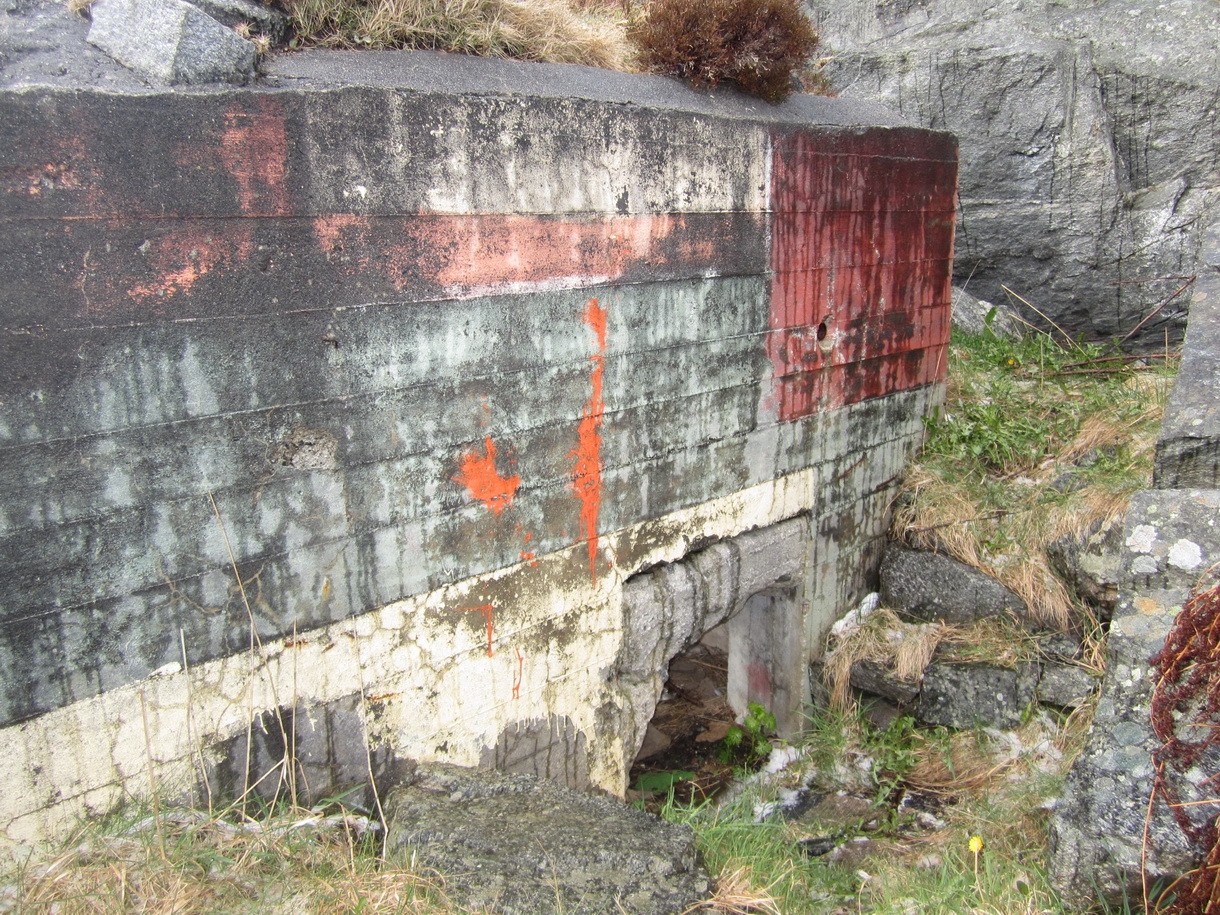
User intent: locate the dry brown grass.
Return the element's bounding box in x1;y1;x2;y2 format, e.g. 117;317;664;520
823;608;948;710
893;329;1177;633
5;808;469;915
684;864;784;914
280;0;639;68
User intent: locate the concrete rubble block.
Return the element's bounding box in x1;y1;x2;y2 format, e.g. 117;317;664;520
916;660;1040;730
87;0;257;85
1035;662;1098;709
185;0;288;45
384;763;710;915
849;658;921;705
880;542;1029;625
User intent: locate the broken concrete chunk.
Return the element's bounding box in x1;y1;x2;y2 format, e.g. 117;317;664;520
880;542;1029;625
384;763;709;915
916;661;1040;730
87;0;257;85
1037;662;1099;709
849;658;921;705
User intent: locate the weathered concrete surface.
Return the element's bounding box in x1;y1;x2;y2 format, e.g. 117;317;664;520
0;54;956;847
1050;224;1220;905
807;0;1220;344
384;763;709;915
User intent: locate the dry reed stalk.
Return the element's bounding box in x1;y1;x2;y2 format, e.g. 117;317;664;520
683;864;784;914
823;609;946;710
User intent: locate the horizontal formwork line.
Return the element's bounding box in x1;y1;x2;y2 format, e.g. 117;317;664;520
0;381;937;587
0;386;938;631
0;203;955;225
0;271;768;334
0;323;775;455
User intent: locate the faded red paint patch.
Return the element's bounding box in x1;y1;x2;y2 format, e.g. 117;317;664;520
453;436;520;515
570;298;607;582
766;130;957;421
220;96;290;217
120;225;254;307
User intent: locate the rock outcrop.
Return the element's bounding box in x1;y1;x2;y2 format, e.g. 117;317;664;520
808;0;1220;345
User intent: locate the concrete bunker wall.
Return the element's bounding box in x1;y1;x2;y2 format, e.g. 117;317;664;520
0;56;957;847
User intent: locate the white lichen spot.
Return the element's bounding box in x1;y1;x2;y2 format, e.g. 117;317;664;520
1132;555;1159;575
1126;524;1158;553
343;184;369;200
1168;539;1203;571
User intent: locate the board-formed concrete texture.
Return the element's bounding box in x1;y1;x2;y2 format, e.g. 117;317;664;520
0;51;956;847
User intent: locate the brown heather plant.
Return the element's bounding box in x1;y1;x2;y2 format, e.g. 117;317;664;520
630;0;818;101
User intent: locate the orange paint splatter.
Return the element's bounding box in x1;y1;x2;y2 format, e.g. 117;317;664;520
453;437;520;515
456;604;495;656
570;298;607;582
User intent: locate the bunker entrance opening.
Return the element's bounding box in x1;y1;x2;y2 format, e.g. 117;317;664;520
629;624;743;807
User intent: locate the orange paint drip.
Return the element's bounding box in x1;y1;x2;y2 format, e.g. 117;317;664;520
570;299;607;582
453;436;520;515
512;649;524;699
456;604;495;657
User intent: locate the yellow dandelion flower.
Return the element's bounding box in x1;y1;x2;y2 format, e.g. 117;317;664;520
968;835;984;854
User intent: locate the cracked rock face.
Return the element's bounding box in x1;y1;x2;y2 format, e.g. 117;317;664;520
807;0;1220;345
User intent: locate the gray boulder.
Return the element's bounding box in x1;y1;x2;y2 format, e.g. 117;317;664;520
1049;489;1220;907
384;762;710;915
880;543;1028;625
951;286;1022;340
807;0;1220;345
87;0;257;85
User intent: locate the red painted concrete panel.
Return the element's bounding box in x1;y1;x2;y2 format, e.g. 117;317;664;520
767;129;957;422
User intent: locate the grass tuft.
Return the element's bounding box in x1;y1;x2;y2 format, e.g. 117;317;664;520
895;326;1177;630
279;0;638;68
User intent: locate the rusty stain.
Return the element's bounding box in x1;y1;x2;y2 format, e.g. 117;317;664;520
453;436;520;515
570;298;607;583
455;604;496;657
